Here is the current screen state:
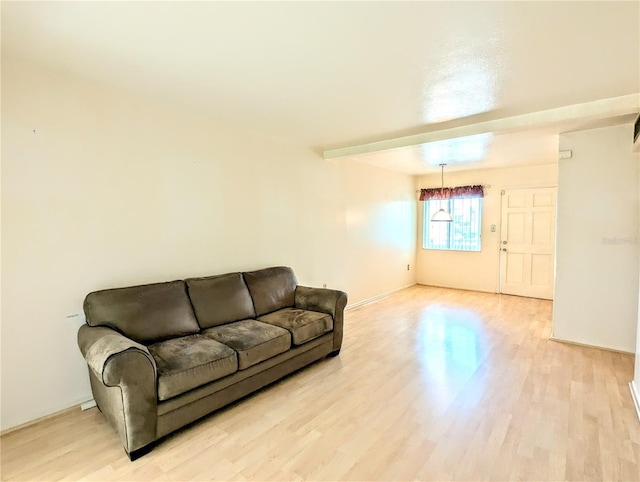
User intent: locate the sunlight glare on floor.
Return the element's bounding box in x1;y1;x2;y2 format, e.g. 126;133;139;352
416;304;486;407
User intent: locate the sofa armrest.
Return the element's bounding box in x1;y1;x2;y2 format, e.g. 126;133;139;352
77;324;158;456
78;325;157;383
294;286;347;353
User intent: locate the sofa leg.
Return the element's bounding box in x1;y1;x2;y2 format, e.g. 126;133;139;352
127;443;154;461
327;348;341;358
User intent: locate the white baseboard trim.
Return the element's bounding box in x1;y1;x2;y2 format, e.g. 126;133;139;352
415;282;497;294
549;336;634;355
346;283;416;310
81;399;97;411
0;397;96;436
630;381;640;423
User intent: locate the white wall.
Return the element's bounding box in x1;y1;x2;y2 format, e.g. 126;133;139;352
415;164;557;293
553;125;639;353
0;58;416;431
633;152;640;415
342;160;417;303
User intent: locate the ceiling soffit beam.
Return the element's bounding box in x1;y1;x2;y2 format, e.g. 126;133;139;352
323;94;640;160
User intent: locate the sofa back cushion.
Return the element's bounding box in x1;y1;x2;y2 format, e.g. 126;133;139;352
243;266;297;316
186;273;256;329
84;281;200;344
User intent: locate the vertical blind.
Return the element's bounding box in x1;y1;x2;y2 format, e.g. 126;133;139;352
421;184;484;251
424;198;482;251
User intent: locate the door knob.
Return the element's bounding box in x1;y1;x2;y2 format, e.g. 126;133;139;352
501;248;507;252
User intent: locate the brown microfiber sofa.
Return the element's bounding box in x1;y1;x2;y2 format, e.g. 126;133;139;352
77;266;347;460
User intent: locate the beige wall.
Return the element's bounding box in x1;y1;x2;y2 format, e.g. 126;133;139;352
553;125;639;353
1;58;416;431
415;164;558;293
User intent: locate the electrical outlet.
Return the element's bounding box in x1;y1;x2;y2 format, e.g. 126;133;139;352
323;283;327;288
407;264;410;271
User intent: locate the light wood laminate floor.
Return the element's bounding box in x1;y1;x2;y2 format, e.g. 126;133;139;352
2;286;639;481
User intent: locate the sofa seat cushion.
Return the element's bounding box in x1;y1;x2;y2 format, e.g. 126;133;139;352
149;335;238;401
258;308;333;345
203;319;291;370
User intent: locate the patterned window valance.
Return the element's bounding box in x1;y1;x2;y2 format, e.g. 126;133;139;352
419;185;484;201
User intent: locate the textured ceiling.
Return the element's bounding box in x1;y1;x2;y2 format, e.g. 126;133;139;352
2;1;639;174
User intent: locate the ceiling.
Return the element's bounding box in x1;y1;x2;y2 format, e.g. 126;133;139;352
2;1;639;174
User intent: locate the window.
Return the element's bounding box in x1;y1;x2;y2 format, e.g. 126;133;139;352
423;197;482;251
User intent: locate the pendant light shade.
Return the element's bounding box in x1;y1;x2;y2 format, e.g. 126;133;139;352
431;163;453;222
431;208;453;222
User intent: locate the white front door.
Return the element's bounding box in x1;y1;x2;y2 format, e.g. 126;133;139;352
499;187;557;300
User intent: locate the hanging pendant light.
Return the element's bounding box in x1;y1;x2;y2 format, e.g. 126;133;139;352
431;163;453;222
